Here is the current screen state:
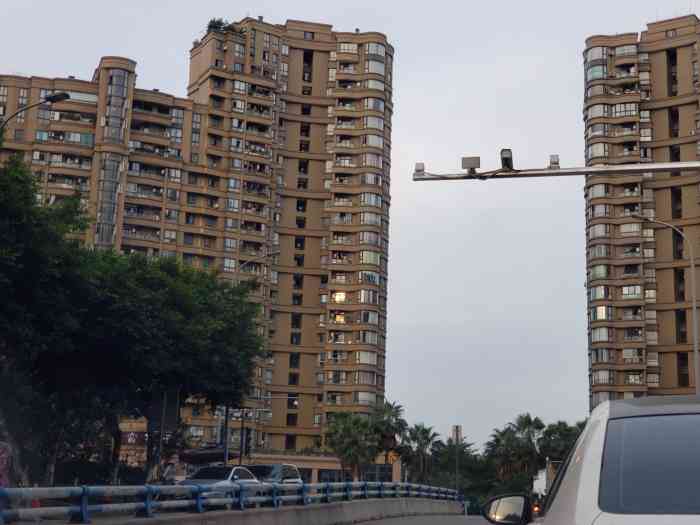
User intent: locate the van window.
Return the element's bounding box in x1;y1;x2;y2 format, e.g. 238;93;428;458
600;414;700;514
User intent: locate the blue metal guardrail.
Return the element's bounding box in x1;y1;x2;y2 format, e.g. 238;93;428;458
0;482;463;523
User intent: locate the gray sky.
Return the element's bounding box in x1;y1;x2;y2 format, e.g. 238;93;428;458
3;0;700;448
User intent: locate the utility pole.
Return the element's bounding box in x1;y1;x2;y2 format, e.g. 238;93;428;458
452;425;462;492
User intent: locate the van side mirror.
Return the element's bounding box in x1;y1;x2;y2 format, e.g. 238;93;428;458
482;494;531;524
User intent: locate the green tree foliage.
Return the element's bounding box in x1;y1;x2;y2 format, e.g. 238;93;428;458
370;400;407;465
206;18;229;33
399;423;439;483
324;413;379;481
537;420;586;464
0;154;262;485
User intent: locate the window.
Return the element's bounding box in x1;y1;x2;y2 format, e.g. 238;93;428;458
301;104;311;115
586;104;608;120
621;285;642;298
361;212;382;225
588;184;608;198
590;305;612;321
589;286;610;301
296;199;307;213
588;223;610;239
303;31;314;40
586;64;607;81
289;352;301;369
365;60;385;76
600;414;700;514
364;116;384;130
676;310;688;344
294;254;305;267
338;42;358;53
619;223;641;236
591;369;614;385
586;142;608;160
294;236;305;250
285;434;296;450
288;373;299;385
291;313;302;330
223;258;236;272
584;46;606;61
292;294;303;305
614;44;636;56
290;333;301;345
360;251;381;265
591;327;612;343
286;413;298;426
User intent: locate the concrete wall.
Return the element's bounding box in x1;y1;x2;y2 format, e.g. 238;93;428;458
109;498;462;525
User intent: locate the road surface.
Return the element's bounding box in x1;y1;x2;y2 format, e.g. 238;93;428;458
373;517;485;524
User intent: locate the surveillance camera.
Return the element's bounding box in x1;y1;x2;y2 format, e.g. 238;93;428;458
461;157;480;170
500;149;513;171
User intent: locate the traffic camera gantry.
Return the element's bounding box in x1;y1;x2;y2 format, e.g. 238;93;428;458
412;149;700;182
412;148;700;397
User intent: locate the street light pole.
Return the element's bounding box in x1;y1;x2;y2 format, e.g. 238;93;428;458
635;216;700;396
222;249;280;465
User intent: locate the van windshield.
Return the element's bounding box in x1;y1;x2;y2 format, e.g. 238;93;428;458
600;414;700;514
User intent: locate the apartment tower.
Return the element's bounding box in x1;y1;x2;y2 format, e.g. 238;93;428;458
584;16;700;409
0;17;393;478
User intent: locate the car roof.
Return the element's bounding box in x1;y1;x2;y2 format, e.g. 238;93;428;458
609;394;700;419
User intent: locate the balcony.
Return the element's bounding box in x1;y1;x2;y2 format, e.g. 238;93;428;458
123;226;161;242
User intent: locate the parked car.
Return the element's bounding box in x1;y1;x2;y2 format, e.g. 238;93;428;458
178;465;260;507
243;463;303;485
482;395;700;524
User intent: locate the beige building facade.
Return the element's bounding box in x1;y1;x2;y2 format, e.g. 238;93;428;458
584;15;700;408
0;17;393;477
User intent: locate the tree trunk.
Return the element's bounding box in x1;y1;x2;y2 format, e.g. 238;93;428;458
0;405;29;486
108;413;122;485
43;442;59;486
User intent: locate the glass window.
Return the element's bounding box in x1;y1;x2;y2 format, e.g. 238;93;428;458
365;43;386;56
364;116;384;130
365;60;385;76
587;104;608;119
600;415;700;514
585;47;606;62
614;45;637;56
586;64;607;81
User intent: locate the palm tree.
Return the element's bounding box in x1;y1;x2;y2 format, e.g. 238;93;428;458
325;413;378;481
402;423;439;483
485;414;544;492
370;400;408;466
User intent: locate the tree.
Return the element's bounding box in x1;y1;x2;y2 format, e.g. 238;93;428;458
325;413;379;481
484;413;545;493
370;400;407;466
538;420;586;464
0;153;263;485
400;423;439;483
206;18;229;33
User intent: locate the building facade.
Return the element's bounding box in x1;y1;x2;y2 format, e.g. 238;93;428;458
584;15;700;409
0;17;393;471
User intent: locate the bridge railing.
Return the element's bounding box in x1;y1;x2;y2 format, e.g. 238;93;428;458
0;482;461;523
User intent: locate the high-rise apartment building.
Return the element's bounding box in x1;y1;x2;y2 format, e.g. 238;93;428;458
584;15;700;409
0;17;393;479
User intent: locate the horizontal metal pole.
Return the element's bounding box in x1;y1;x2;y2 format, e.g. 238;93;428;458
413;160;700;182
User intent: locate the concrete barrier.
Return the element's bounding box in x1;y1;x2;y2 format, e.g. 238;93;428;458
101;498;463;525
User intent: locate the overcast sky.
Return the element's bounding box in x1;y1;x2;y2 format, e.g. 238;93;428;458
3;0;700;448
